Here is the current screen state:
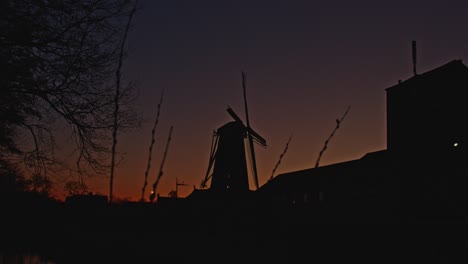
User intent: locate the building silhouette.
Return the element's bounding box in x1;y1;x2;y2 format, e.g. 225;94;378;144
258;59;468;222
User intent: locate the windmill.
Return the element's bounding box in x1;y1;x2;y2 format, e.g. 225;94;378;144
200;72;267;193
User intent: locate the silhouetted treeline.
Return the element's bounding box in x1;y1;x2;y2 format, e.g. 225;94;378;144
2;190;468;264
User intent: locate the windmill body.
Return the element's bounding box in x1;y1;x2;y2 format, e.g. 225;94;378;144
210;121;250;193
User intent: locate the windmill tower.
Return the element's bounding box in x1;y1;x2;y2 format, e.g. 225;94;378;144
201;72;267;193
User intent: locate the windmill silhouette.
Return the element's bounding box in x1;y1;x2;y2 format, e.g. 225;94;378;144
200;72;267;193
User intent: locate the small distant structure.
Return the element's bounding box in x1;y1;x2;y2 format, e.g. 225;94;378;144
154;178;190;208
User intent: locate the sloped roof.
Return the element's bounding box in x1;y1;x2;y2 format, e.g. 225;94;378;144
258;149;388;193
385;59;468;92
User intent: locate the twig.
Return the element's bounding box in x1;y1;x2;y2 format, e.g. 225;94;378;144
315;105;350;168
270;134;293;181
140;88;165;201
149;126;174;202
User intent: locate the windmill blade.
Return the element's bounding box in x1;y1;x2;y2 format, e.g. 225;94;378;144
249;129;266;147
247;131;259;189
242;71;260;189
226;107;246;127
227;106;266;147
202;131;219;188
201;173;213;188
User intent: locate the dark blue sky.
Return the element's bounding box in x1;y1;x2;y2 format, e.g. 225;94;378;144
91;0;468;200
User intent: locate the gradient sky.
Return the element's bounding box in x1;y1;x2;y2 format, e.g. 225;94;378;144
76;0;468;201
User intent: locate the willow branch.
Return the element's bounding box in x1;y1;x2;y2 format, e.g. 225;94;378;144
270;134;293;181
141;88;165;201
315;105;350;168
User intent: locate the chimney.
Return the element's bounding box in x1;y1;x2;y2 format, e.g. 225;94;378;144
412;40;417;76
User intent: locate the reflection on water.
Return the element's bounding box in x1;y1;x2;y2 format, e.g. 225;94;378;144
0;251;55;264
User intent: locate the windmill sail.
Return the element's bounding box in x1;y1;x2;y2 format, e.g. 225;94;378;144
242;71;260;189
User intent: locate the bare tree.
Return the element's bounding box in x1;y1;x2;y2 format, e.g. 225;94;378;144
31;173;53;196
0;159;30;194
0;1;140;189
109;0;138;204
64;180;88;197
